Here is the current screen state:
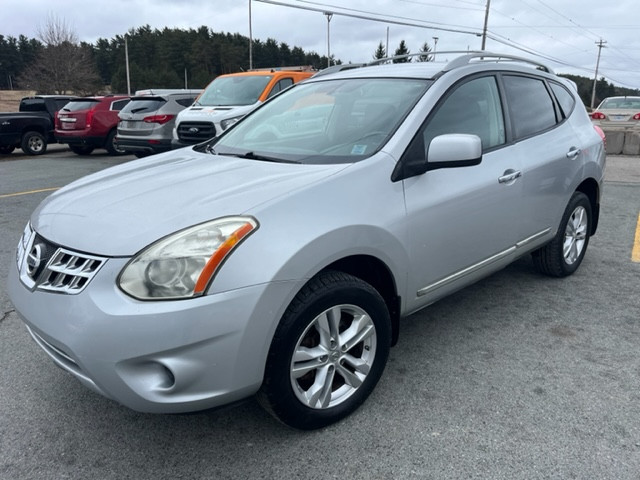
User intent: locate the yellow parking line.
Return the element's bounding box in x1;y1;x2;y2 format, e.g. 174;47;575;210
0;187;59;199
633;213;640;263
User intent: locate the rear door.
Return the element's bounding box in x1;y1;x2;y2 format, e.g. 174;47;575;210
402;75;523;309
501;74;582;242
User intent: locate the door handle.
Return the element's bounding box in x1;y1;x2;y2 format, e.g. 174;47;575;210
498;170;522;184
566;147;581;159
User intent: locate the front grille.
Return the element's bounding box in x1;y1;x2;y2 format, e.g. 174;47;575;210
17;225;106;295
177;121;216;143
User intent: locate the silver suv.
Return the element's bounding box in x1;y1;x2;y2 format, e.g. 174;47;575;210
117;90;201;157
9;53;605;430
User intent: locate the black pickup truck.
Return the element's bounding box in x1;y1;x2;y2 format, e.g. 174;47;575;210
0;95;76;155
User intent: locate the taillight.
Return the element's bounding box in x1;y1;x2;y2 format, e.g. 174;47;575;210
143;114;175;125
593;125;606;146
633;113;640;120
86;108;95;127
591;112;606;120
54;111;59;128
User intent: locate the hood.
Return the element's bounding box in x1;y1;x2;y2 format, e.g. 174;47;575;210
32;148;348;256
177;103;259;121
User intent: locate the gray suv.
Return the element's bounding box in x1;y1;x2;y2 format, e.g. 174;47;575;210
117;90;201;157
9;52;605;430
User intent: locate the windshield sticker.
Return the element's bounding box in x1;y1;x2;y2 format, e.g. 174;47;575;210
351;145;367;155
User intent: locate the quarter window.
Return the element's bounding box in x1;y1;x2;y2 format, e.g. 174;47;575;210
503;75;556;139
550;82;575;119
111;99;130;111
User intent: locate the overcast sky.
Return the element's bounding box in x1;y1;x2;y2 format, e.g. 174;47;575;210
2;0;640;89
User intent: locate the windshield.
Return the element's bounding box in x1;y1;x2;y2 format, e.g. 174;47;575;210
211;77;431;164
197;75;273;107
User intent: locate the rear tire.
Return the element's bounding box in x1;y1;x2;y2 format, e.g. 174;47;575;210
105;130;126;155
532;192;592;277
21;131;47;155
0;145;15;154
69;145;95;155
258;271;391;430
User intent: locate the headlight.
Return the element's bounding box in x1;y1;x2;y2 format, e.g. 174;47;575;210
220;115;243;131
118;216;258;300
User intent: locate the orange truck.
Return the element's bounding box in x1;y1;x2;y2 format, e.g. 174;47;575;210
172;66;314;148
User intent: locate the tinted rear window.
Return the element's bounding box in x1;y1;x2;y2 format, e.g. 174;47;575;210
503;75;556;139
19;99;46;112
61;100;100;112
120;99;166;114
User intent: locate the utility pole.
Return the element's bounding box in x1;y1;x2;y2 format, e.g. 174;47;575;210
481;0;490;50
125;35;131;96
591;39;606;109
324;12;333;68
432;36;439;57
249;0;253;70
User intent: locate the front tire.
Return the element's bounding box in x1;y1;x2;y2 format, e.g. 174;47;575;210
258;271;391;430
532;192;592;277
21;131;47;155
0;145;15;154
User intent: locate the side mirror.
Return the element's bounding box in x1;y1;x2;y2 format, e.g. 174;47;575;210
426;134;482;171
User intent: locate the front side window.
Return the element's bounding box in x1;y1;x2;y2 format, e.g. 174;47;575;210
197;75;273;106
267;78;294;99
503;75;557;139
211;77;431;164
422;75;505;152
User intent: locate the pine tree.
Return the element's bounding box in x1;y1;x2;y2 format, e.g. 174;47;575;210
373;41;386;60
417;41;433;62
393;40;410;63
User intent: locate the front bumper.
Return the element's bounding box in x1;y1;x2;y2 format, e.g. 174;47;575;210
8;255;293;413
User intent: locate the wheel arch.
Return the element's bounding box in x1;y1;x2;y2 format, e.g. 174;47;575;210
320;254;401;346
575;177;600;235
21;125;46;137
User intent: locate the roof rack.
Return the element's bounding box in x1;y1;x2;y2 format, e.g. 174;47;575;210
249;65;316;72
367;50;553;74
442;51;554;73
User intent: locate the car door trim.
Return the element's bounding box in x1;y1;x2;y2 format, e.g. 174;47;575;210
417;228;551;297
417;246;516;297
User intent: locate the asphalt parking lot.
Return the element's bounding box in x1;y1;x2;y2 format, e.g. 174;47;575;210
1;147;639;479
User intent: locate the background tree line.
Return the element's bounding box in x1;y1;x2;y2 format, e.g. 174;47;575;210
0;24;334;94
0;22;637;106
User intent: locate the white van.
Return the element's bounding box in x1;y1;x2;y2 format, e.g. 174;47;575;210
171;67;314;149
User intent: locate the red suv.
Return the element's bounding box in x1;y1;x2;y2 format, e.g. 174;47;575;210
55;96;130;155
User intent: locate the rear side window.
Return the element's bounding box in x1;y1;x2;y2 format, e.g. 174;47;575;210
503;75;556;139
550;82;575;119
61;100;100;112
175;97;196;107
111;99;130;111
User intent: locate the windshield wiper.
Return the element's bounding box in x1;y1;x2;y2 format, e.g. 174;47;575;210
220;151;300;164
